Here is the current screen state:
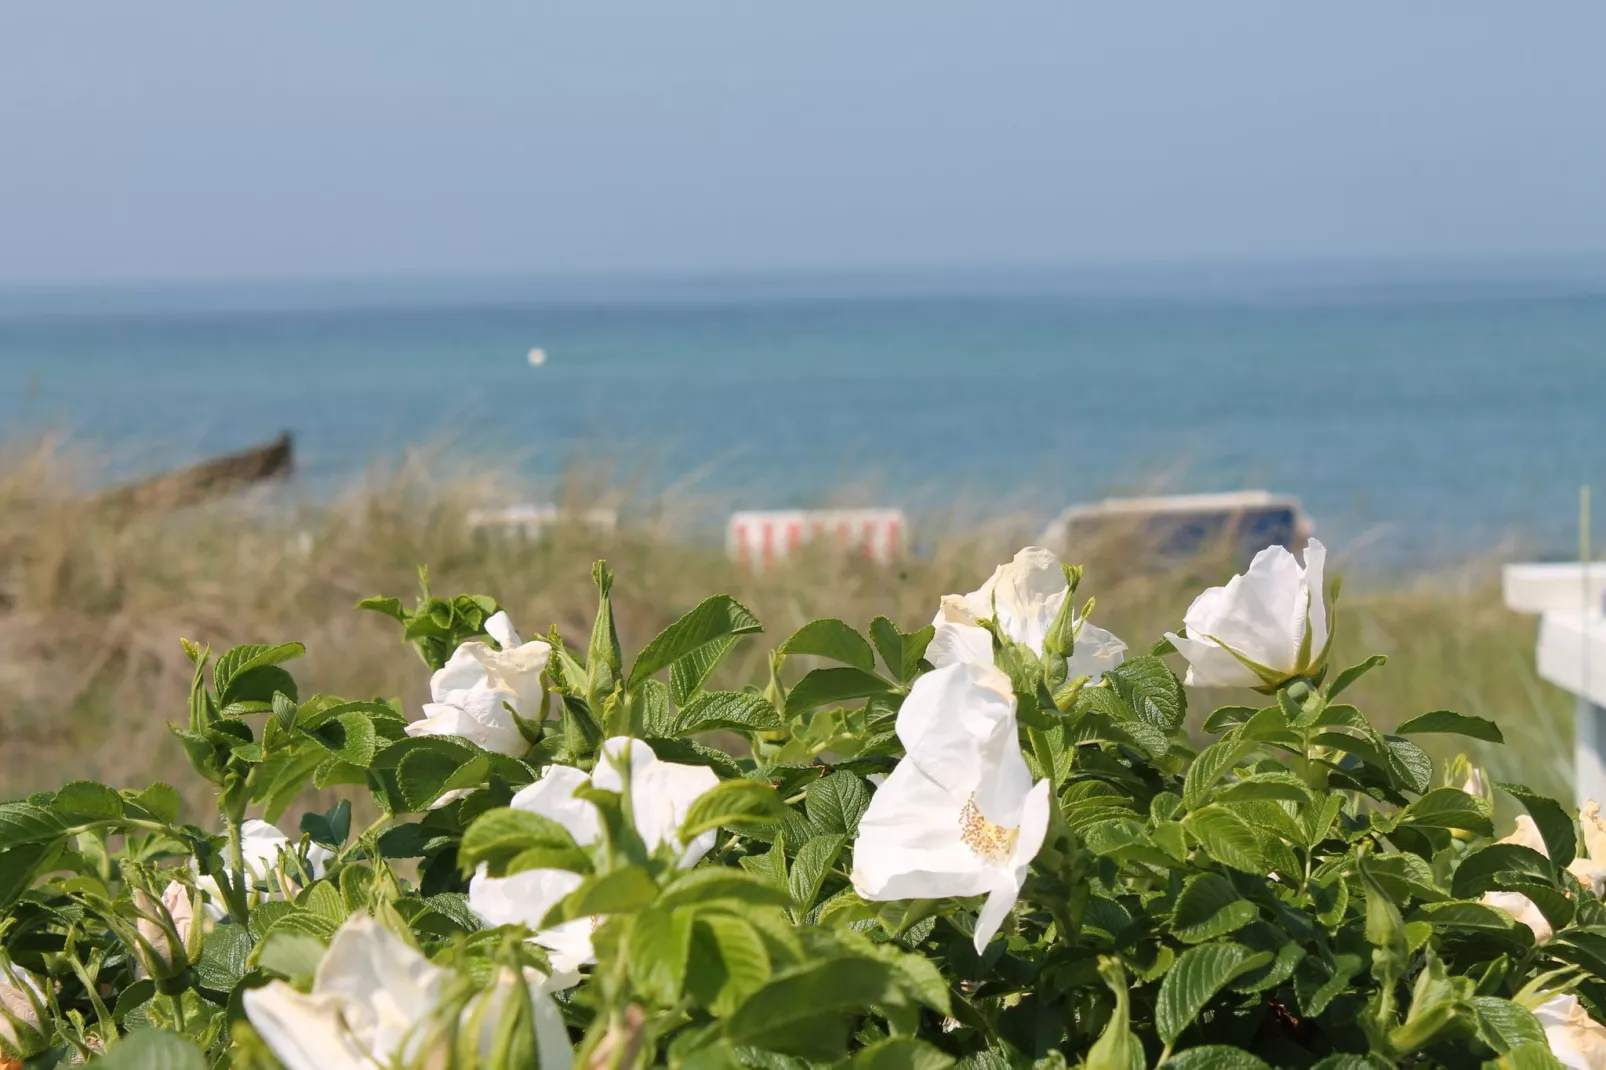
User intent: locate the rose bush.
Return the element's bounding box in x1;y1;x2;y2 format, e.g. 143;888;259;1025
1;550;1605;1067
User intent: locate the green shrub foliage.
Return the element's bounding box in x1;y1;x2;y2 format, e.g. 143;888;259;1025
1;545;1601;1069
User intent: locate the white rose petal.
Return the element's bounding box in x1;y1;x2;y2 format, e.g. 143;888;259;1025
851;661;1051;953
1534;993;1606;1069
1166;539;1329;688
928;547;1125;682
408;611;552;757
194;819;332;920
467;740;720;978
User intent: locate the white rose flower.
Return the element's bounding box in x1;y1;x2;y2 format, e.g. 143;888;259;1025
194;820;333;920
244;914;572;1070
0;965;47;1058
407;611;552;757
468;738;720;979
928;547;1125;683
1533;992;1606;1069
850;661;1052;954
1166;539;1331;689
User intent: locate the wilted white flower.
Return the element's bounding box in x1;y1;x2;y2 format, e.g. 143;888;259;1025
408;611;552;757
1166;540;1330;689
195;820;333;920
850;661;1051;954
0;966;47;1058
244;914;572;1070
1533;992;1606;1069
468;738;720;978
928;546;1125;682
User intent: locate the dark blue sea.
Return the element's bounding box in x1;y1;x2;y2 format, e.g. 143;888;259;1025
2;262;1603;565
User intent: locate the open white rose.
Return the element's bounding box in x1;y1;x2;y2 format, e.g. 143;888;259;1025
468;737;720;978
928;546;1125;683
0;965;47;1059
1534;992;1606;1069
244;914;572;1070
850;661;1051;954
1166;539;1330;689
407;611;552;757
194;820;333;920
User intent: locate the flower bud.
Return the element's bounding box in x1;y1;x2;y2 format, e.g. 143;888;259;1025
0;967;48;1058
133;884;191;981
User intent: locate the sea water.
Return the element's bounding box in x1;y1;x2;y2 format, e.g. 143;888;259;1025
1;264;1603;564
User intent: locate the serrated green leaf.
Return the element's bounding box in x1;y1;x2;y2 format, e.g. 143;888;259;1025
629;905;695;1005
785;667;895;717
1182;806;1266;874
788;834;847;911
682;780;787;839
1402;787;1494;836
460;807;585;876
853;1038;956;1070
1326;654;1387;699
1394;709;1504;743
131;783;181;824
1156;943;1274;1044
52;781;123;820
672;692;784;736
669;634;739;706
1160;1046;1272;1069
659;868;795;911
780;619;877;672
1499;782;1576;867
1106;655;1186;732
192;923;254;991
95;1028;208;1070
1172;873;1259;943
628;595;763;690
725;956;900;1059
254;930;327;982
806;771;871;836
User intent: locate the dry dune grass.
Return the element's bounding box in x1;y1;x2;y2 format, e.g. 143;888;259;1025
0;435;1575;812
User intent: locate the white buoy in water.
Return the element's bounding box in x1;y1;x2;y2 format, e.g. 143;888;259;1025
527;347;547;367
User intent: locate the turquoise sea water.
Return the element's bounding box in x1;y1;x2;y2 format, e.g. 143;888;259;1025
1;265;1603;564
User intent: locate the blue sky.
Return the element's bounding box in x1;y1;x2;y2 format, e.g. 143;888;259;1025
2;3;1604;284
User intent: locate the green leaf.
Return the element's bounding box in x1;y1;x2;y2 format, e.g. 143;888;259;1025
672;692;785;736
659;868;796;911
306;711;379;768
785;667;895;717
725;956;901;1059
397;748;488;813
1172;873;1259;943
870;618;933;684
1385;736;1434;794
1183;806;1266;874
628;595;763;689
546;866;660;924
0;802;69;850
255;930;328;982
193;923;254;991
1106;655;1187;732
1394;709;1505;744
1157;943;1274;1044
1326;654;1387;699
1450;843;1555;899
95;1028;207;1070
629;905;695;1005
460;807;586;876
1182;735;1254;810
356;596;406;622
806;771;871;836
1161;1046;1272;1070
1201;706;1258;733
300;799;353;849
1499;782;1577;867
1402;787;1494;837
1412;900;1516;932
670;635;739;705
52;781;124;820
853;1038;956;1070
788;834;847;911
1470;996;1549;1054
131;782;181;824
682;780;787;839
780;619;877;672
690;912;773;1018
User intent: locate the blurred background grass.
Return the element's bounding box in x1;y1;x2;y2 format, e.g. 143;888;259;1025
0;433;1572;809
